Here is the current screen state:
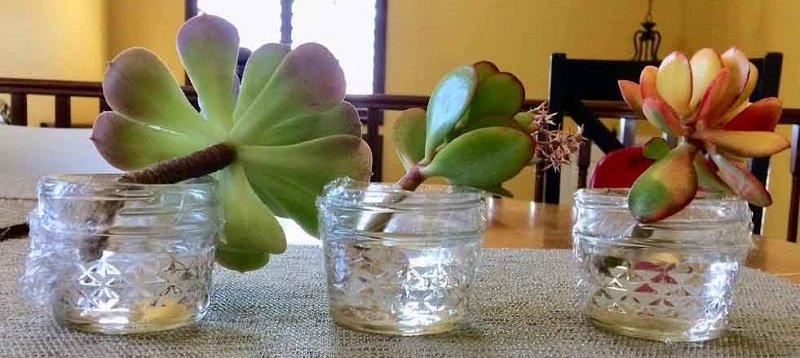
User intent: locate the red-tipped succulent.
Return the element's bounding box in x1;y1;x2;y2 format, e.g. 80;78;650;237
592;48;790;223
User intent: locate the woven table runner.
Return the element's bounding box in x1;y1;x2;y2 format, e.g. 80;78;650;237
1;237;799;357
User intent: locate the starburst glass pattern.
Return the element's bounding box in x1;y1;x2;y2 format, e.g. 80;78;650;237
21;174;221;334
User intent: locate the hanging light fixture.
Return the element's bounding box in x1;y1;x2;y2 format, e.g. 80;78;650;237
632;0;661;61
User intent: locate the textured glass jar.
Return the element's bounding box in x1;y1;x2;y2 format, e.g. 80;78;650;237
573;189;754;342
21;174;222;334
317;178;487;335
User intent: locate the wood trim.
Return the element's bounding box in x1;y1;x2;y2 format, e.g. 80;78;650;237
9;93;26;126
54;95;71;128
185;0;198;20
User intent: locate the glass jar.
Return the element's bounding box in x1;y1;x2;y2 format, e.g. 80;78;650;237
317;178;487;335
21;174;222;334
573;189;754;342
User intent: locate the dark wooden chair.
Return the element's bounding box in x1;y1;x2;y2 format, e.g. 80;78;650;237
539;52;796;239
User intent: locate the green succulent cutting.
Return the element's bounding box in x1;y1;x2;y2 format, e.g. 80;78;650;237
91;15;372;272
392;61;583;195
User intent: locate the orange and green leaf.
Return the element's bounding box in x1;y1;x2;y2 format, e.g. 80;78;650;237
628;144;698;223
642;97;687;136
710;153;772;207
618;80;643;114
693;129;790;157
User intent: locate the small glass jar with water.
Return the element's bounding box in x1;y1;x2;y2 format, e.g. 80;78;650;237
573;189;754;342
21;174;222;334
317;178;487;335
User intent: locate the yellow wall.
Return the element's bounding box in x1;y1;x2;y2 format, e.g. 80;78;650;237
106;0;185;81
0;0;107;126
681;0;800;240
383;0;684;199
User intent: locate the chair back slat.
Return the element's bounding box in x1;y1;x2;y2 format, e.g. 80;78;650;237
10;93;27;126
54;95;71;128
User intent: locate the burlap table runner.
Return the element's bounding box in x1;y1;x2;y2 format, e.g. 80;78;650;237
0;235;799;357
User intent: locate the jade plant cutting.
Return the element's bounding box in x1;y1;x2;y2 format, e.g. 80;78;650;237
592;47;790;222
91;15;372;271
392;62;583;196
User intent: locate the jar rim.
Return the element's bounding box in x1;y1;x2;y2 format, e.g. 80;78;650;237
39;174;216;189
317;177;485;210
574;188;743;208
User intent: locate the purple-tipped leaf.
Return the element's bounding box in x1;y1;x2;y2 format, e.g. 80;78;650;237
103;48;218;139
251;102;362;146
91;112;208;170
233;43;291;121
230;43;346;142
178;14;240;129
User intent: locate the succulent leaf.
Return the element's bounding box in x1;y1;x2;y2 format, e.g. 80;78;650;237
215;164;286;271
628;144;698;223
233;43;291;121
177;15;239;129
723;97;782;132
467;72;525;122
693;153;731;193
642;97;687;136
231;43;347;142
91;112;208;170
730;61;759;111
425;65;478;158
693;129;790;157
238;136;372;234
694;68;731;127
656;51;692;117
103;48;220;140
420;127;533;188
251;102;362;146
711;152;772;206
392;108;428;170
643;137;670;160
689;48;723;110
473;61;500;83
618;80;643;114
719;48;750;108
639;65;660;99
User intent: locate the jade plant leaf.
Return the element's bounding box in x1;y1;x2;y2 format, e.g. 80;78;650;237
656;51;692;117
692;129;790;157
420;127;534;192
466;72;525;122
628;144;698;223
711;153;772;206
642;137;670;160
723;97;782;132
693;153;731;193
618;80;643;114
689;48;723;110
642;98;686;136
639;65;659;99
425;65;478;158
393;108;428;170
473;61;499;83
93;15;372;272
694;68;731;127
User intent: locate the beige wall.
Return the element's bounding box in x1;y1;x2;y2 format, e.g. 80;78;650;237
0;0;107;126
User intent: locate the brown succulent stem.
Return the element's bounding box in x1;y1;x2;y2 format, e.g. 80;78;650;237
80;142;236;262
120;142;236;184
359;165;427;232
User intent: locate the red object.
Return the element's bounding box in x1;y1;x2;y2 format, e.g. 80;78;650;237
590;147;656;188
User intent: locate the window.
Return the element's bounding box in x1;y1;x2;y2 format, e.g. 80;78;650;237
192;0;382;95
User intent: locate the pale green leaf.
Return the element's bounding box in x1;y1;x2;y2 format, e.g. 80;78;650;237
392;108;427;170
233;43;291;121
425;65;477;158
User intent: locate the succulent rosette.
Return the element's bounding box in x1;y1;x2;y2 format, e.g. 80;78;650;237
91;15;372;271
593;47;790;222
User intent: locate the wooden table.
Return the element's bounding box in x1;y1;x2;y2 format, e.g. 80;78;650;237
482;197;800;284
